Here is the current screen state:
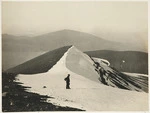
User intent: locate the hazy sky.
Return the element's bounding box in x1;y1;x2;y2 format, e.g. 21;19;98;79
2;1;148;43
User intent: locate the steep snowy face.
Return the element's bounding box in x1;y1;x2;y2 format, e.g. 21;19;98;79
66;46;100;83
91;57;148;93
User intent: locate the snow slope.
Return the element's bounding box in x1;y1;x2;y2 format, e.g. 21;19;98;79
15;46;148;111
66;46;100;83
91;56;148;92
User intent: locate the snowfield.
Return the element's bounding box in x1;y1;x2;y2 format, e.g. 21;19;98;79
16;46;148;111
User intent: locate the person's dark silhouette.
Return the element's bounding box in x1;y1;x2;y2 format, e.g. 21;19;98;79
64;74;70;89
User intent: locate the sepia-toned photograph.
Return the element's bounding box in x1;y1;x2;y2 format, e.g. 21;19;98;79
1;1;148;111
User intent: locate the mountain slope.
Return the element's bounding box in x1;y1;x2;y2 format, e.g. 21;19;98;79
2;30;121;52
2;29;147;71
31;29;123;51
5;45;147;93
2;34;37;52
92;57;148;92
7;46;148;92
2;51;44;71
6;46;72;74
3;30;118;71
85;50;148;74
66;47;148;92
14;46;148;111
2;34;44;71
3;30;147;52
66;46;100;83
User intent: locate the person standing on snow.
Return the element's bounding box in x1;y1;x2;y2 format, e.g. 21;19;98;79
64;74;71;89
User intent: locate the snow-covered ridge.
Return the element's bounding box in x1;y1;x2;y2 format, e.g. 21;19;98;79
15;45;148;111
66;46;100;83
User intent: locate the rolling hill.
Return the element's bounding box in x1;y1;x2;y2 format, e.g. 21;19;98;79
85;50;148;74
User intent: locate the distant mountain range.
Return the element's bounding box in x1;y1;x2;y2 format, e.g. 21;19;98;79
3;29;147;52
2;29;120;52
2;29;148;71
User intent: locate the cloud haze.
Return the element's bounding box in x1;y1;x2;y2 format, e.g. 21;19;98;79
2;1;148;44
